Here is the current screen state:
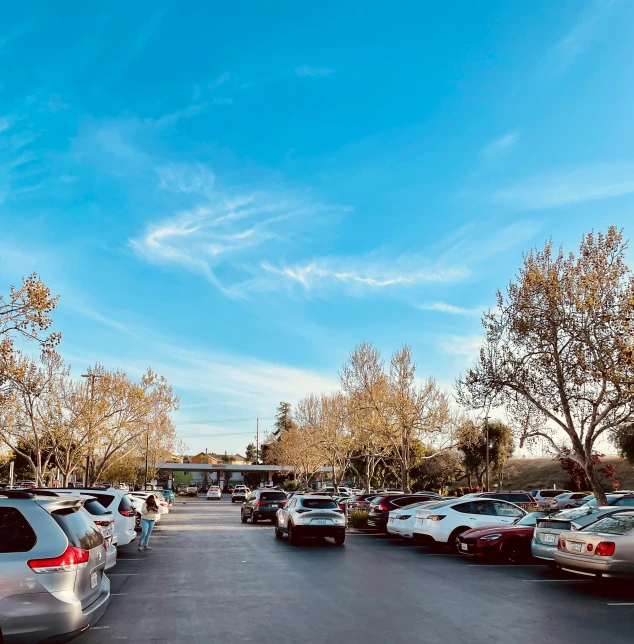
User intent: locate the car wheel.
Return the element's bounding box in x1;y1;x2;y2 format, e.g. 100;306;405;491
334;533;345;546
501;539;529;564
288;522;299;545
564;504;573;509
241;512;248;524
275;523;283;539
252;514;258;524
449;527;469;552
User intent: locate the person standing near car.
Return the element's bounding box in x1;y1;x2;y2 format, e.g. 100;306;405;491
139;494;160;551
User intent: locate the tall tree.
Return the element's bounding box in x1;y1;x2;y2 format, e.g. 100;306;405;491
273;402;295;436
457;228;634;505
245;443;257;464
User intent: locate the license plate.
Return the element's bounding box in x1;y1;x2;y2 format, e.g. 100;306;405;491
570;542;582;552
544;534;556;544
90;572;98;589
313;519;327;525
461;543;468;551
271;504;278;508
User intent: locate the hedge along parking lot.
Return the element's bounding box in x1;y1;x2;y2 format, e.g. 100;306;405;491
78;497;634;644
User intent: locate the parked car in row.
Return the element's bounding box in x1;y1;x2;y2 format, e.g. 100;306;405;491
413;498;527;550
241;489;287;523
387;500;445;539
530;489;570;508
546;492;590;510
368;493;442;532
275;494;346;545
348;493;379;510
207;486;222;500
555;510;634;578
582;493;634;508
0;490;110;643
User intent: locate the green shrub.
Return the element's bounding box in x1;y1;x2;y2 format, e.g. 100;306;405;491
349;509;369;529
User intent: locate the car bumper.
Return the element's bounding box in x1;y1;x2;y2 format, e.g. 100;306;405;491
253;510;282;519
116;526;137;547
207;494;221;499
0;577;110;644
366;516;388;531
413;525;450;545
293;525;346;538
105;542;117;571
531;539;557;561
553;552;634;578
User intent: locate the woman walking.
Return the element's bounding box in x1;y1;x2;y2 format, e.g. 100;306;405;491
139;494;160;551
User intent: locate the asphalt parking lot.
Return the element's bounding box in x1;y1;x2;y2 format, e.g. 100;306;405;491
79;497;634;644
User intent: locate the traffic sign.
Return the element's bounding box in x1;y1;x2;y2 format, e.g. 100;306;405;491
614;480;620;490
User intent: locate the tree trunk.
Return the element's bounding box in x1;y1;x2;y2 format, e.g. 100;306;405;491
585;458;607;506
401;459;410;494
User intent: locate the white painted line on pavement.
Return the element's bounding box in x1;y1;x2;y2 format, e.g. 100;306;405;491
119;558;144;560
110;593;128;596
522;579;590;583
608;603;634;606
107;573;140;576
467;564;534;567
91;626;110;630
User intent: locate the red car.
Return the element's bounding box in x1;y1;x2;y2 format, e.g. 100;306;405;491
457;512;548;563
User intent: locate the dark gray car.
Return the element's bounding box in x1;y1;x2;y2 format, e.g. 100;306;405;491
0;490;110;643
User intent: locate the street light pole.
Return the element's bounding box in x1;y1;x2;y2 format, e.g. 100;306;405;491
81;372;104;487
484;416;490;492
144;426;150;490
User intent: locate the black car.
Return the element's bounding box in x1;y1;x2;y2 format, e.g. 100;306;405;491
241;489;288;523
367;493;441;531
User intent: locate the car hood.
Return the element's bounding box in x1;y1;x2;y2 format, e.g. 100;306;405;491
462;524;531;538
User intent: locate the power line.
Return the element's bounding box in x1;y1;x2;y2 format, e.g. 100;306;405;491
176;416;275;425
178;431;257;438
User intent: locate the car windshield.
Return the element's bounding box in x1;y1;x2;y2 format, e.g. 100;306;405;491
515;512;547;526
301;499;338;510
399;502;431;511
583;514;634;535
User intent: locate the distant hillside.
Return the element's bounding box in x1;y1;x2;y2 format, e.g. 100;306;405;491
453;456;634;492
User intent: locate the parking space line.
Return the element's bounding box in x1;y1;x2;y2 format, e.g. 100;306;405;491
607;603;634;606
522;579;591;583
107;573;140;576
110;593;128;596
90;626;110;630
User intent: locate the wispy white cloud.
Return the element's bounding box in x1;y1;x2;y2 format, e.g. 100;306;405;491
439;334;483;362
492;163;634;210
294;65;333;77
256;258;468;294
482;131;519;157
0;116;11;134
418;302;482;317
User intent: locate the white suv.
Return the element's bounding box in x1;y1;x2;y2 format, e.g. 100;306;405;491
530;489;570;509
413;498;526;550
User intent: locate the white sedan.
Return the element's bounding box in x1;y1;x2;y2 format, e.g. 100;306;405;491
387;501;444;539
413;498;526;550
207;486;222;500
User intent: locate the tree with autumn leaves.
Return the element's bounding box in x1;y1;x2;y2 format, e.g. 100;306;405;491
458;227;634;505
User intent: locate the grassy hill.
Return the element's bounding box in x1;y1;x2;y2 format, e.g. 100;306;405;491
453;456;634;492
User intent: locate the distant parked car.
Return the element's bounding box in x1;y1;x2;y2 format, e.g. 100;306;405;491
582;494;634;508
207;486;222;500
387;501;444;539
232;487;250;503
348;494;379;511
413;498;526;550
241;489;287;523
530;489;570;509
177;484;188;494
275;494;346;545
458;511;548;562
531;506;628;565
186;485;198;496
477;491;537;510
17;480;37;489
554;510;634;578
367;494;441;532
547;492;590;510
0;490;110;643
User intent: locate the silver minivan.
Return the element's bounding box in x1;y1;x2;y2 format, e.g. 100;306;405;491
0;490;110;643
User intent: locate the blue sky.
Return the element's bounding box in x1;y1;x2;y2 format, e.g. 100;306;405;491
2;1;634;456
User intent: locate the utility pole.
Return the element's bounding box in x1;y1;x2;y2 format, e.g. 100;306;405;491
81;371;104;487
144;426;150;490
484;416;490;492
256;418;259;464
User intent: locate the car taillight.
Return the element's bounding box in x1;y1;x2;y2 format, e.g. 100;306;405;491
558;538;566;549
256;501;267;507
119;508;134;517
377;503;389;512
28;546;89;573
595;542;616;556
94;520;111;526
427;515;446;521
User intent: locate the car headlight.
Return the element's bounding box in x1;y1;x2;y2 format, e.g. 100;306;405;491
480;533;503;541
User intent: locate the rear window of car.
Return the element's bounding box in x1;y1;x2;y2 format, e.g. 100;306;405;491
536;519;571;530
584;514;634;535
81;492;114;508
51;508;103;550
301;499;338;510
82;499;111;517
540;490;565;498
118;495;133;513
613;497;634;507
0;507;37;553
260;492;287;501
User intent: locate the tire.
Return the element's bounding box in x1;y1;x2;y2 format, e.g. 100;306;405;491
564;504;573;509
252;514;258;524
334;533;346;546
288;522;299;545
501;539;530;564
448;527;469;552
241;512;247;524
275;523;283;539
